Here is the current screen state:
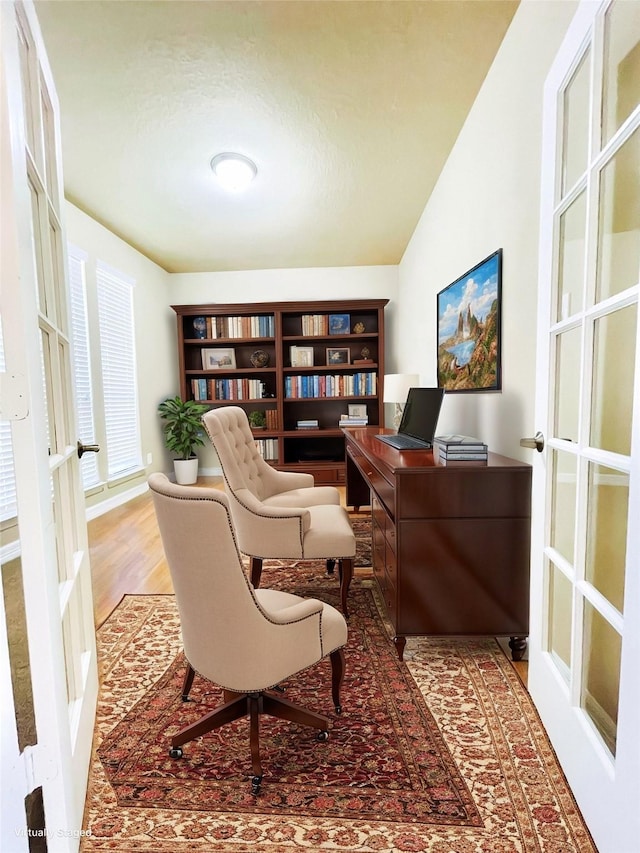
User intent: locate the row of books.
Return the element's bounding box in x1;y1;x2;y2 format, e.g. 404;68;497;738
194;315;275;340
255;439;278;461
191;378;267;401
263;409;279;430
284;372;377;399
301;314;330;336
434;434;488;465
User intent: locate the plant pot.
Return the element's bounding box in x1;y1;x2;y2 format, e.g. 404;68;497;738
174;457;198;485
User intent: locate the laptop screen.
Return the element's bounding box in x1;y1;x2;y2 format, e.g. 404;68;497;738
398;387;445;444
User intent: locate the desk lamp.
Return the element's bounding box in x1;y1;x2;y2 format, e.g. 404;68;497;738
383;374;420;429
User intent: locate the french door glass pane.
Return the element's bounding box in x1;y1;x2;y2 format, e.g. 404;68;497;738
28;177;46;315
602;1;640;147
581;601;621;756
554;326;581;442
548;560;573;680
562;48;591;195
556;191;586;321
586;463;628;614
596;129;640;301
590;304;637;455
550;449;577;565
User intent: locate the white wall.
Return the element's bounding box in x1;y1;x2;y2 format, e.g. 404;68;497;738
395;0;578;460
168;266;398;471
65;204;177;508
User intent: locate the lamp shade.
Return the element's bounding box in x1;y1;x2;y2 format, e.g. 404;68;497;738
383;374;420;404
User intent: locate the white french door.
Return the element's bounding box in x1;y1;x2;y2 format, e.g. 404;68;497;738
529;2;640;851
1;2;98;850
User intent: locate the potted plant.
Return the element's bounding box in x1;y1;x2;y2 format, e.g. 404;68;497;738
248;410;267;430
157;396;209;484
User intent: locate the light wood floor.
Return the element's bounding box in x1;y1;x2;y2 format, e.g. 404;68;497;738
87;477;527;685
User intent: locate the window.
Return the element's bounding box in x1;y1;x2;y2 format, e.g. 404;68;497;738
68;245;99;489
96;261;142;480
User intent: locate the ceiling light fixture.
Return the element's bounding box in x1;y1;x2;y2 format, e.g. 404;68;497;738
210;152;257;192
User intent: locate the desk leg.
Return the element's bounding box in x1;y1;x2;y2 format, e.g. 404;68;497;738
509;636;528;661
339;558;353;618
393;636;406;661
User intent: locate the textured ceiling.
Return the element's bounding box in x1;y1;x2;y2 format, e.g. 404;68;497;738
35;0;518;273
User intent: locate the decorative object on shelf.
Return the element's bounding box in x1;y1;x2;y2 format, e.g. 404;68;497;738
383;373;420;429
348;403;367;419
157;395;209;484
250;349;270;368
328;313;350;335
326;347;350;365
192;316;207;339
353;321;365;334
248;410;267;429
437;249;502;392
290;345;314;367
201;347;236;369
354;345;373;364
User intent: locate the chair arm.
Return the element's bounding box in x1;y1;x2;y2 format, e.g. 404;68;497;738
228;489;311;558
264;598;324;625
262;466;315;497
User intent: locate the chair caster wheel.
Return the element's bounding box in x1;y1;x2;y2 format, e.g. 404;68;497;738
169;747;183;759
251;775;262;795
317;730;329;742
181;695;191;702
335;705;342;715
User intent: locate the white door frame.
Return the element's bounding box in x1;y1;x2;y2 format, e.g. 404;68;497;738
529;2;640;851
1;2;98;849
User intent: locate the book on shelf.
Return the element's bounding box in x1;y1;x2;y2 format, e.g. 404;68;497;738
339;415;369;426
296;419;319;430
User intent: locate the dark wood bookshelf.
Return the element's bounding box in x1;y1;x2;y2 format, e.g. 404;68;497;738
171;299;388;483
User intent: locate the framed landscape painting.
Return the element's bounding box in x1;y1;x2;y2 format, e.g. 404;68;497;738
437;249;502;392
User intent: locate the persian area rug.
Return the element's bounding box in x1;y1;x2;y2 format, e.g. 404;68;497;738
84;575;595;853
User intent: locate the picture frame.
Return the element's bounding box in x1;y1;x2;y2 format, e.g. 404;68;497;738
348;403;367;418
290;345;314;367
326;347;350;365
436;249;502;392
201;347;236;369
328;313;350;335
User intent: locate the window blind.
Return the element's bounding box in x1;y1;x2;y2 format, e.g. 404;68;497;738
68;245;100;489
0;319;17;522
96;261;142;480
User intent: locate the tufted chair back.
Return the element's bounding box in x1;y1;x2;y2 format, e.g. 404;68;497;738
203;406;285;502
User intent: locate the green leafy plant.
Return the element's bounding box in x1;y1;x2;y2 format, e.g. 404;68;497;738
248;410;267;428
157;396;209;460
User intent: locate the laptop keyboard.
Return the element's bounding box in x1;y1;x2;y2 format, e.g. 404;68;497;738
376;434;431;450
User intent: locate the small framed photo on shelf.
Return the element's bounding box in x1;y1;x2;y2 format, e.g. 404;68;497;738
290;345;314;367
348;403;367;418
326;347;350;365
201;347;236;369
328;313;350;335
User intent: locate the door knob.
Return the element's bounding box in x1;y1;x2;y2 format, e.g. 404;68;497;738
77;440;100;458
520;432;544;452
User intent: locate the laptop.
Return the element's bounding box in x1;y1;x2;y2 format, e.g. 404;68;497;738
376;387;445;450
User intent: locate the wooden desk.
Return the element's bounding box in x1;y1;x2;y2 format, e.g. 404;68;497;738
344;427;531;661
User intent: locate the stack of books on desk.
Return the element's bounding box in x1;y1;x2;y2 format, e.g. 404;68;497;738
434;435;488;465
339;414;369;427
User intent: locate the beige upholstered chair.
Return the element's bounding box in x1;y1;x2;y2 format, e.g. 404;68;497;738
202;407;356;616
148;473;347;795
